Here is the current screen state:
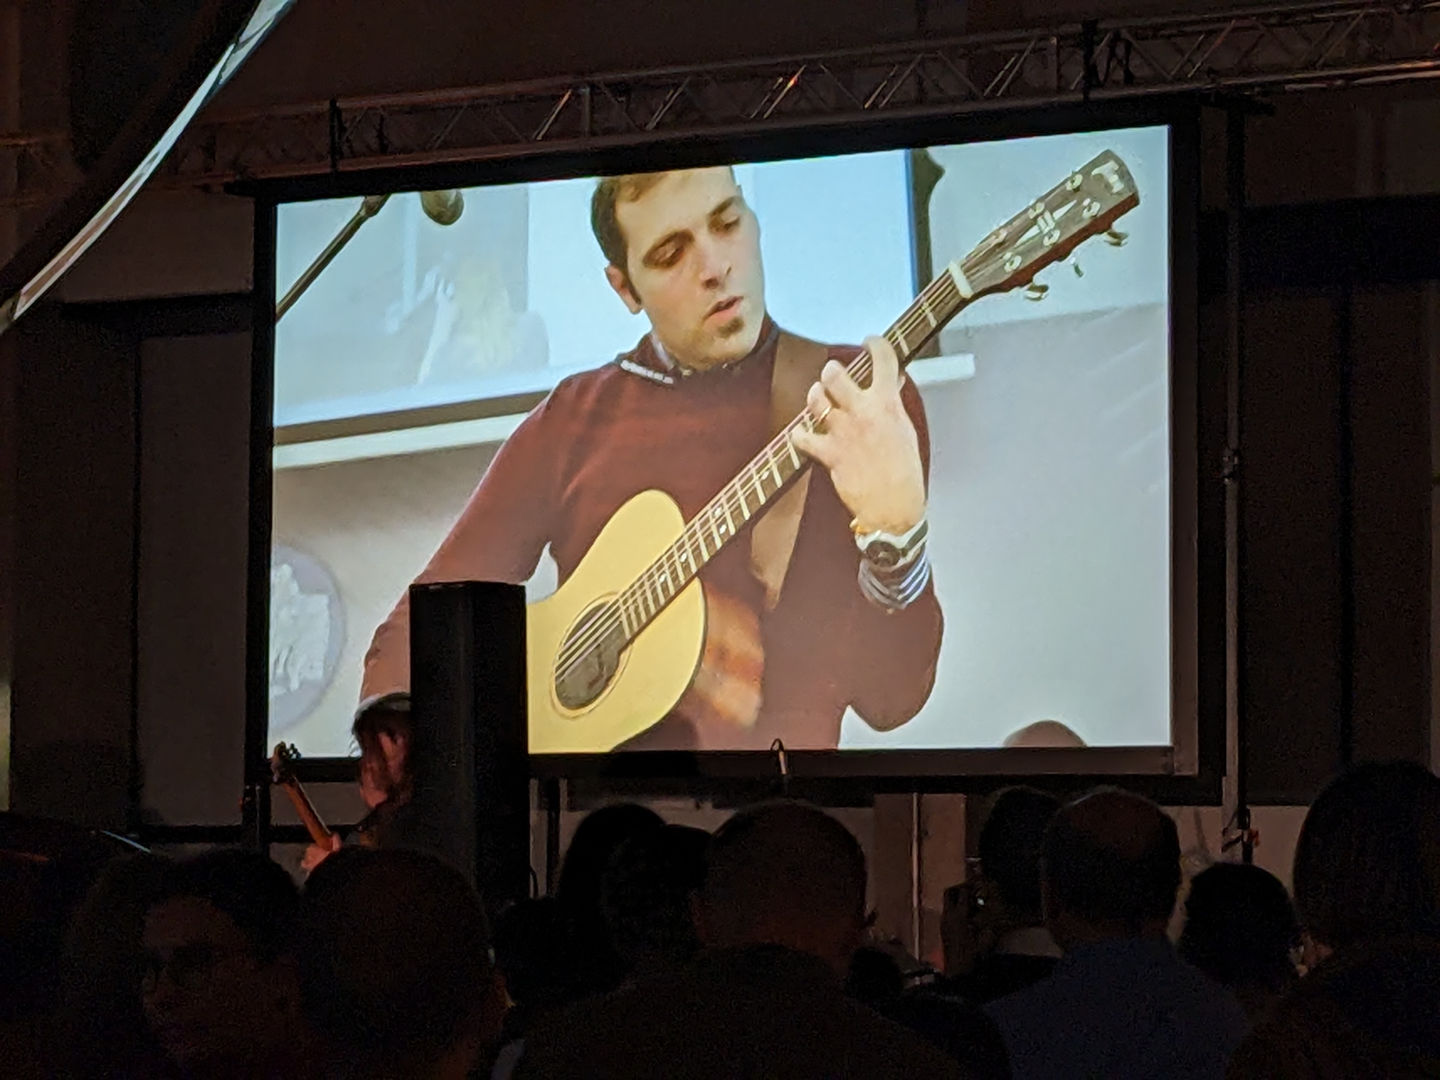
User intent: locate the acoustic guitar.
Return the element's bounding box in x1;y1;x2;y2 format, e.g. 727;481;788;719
526;150;1141;753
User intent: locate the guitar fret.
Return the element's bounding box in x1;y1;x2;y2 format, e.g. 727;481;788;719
769;454;783;487
920;293;938;328
786;438;801;468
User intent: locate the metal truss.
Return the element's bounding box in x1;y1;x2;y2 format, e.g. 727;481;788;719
6;0;1440;206
159;0;1440;187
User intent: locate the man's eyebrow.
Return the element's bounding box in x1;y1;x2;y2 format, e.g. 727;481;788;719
641;196;743;265
708;196;741;219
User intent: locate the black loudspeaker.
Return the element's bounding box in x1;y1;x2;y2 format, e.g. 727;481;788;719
408;581;531;916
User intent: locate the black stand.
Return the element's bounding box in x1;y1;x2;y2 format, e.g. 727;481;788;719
542;776;562;894
1222;102;1254;866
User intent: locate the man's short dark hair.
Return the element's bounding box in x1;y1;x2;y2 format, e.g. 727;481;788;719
702;800;866;941
1292;761;1440;951
152;849;298;963
590;173;669;273
601;824;709;970
1043;788;1181;930
978;787;1061;920
590;167;738;277
296;848;494;1074
1179;862;1299;990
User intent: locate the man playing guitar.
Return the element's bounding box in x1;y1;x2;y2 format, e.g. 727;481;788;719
360;165;943;750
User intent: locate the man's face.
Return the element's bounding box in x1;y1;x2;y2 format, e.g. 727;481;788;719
141;897;285;1069
607;167;766;372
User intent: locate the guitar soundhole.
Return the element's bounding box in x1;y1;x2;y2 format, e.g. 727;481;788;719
553;599;627;712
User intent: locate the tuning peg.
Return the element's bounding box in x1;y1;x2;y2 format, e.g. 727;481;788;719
1025;282;1049;302
1104;229;1128;247
1072;260;1084;278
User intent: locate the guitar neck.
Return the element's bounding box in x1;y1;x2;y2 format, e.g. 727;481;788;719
278;778;332;847
613;261;976;641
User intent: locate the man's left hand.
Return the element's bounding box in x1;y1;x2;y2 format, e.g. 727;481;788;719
789;334;926;535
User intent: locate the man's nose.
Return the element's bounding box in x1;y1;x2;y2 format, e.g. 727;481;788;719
695;237;730;287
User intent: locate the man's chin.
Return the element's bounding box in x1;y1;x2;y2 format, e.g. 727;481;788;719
698;317;760;367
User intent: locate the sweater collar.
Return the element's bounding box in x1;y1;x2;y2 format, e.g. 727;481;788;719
621;317;779;385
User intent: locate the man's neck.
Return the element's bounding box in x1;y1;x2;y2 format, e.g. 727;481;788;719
650;318;776;375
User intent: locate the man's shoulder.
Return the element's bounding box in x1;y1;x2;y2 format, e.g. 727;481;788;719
521;350;656;428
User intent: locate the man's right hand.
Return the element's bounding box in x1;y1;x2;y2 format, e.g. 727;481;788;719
676;588;765;746
300;833;342;875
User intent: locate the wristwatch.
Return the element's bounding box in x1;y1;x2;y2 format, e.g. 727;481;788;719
854;518;929;571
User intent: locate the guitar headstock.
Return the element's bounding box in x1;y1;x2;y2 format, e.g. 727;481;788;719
270;741;302;785
959;150;1140;301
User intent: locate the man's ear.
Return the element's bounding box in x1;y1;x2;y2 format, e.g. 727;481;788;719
605;264;644;315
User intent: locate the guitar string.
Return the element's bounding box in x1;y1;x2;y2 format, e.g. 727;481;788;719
552;172;1130;683
551;270;966;683
551;272;965;680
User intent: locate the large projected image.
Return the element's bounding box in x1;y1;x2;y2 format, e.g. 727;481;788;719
270;125;1172;757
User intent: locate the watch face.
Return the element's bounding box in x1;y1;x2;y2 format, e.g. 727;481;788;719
865;540;903;569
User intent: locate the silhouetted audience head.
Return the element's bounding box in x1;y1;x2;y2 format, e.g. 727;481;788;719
59;851;172;1077
140;848;301;1076
978;786;1061;924
600;823;709;978
1291;761;1440;962
297;847;502;1079
555;802;664;992
1043;787;1181;947
696;800;867;973
493;895;570;1012
1002;719;1087;749
1179;862;1299;1016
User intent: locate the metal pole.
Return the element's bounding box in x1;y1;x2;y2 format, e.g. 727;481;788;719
243;200;278;852
275;194;390;321
1223;104;1253;865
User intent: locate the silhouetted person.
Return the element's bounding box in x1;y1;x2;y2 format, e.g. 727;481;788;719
139;849;307;1079
554;802;664;996
296;847;506;1080
1001;720;1086;749
600;823;710;980
1178;862;1299;1020
517;800;978;1079
58;851;173;1078
987;788;1248;1080
490;897;572;1080
942;786;1062;1002
845;946;1011;1078
302;692;417;875
1227;763;1440;1078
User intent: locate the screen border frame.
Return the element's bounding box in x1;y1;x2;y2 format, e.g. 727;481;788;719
249;97;1221;803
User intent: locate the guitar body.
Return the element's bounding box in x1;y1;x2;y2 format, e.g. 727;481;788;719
527;489;706;753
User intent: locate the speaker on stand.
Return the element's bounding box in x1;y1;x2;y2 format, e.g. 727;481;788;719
408;581;532;917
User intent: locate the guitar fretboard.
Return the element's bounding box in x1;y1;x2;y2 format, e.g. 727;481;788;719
612;263;973;644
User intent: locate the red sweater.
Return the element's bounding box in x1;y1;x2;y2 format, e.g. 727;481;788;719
361;325;944;750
